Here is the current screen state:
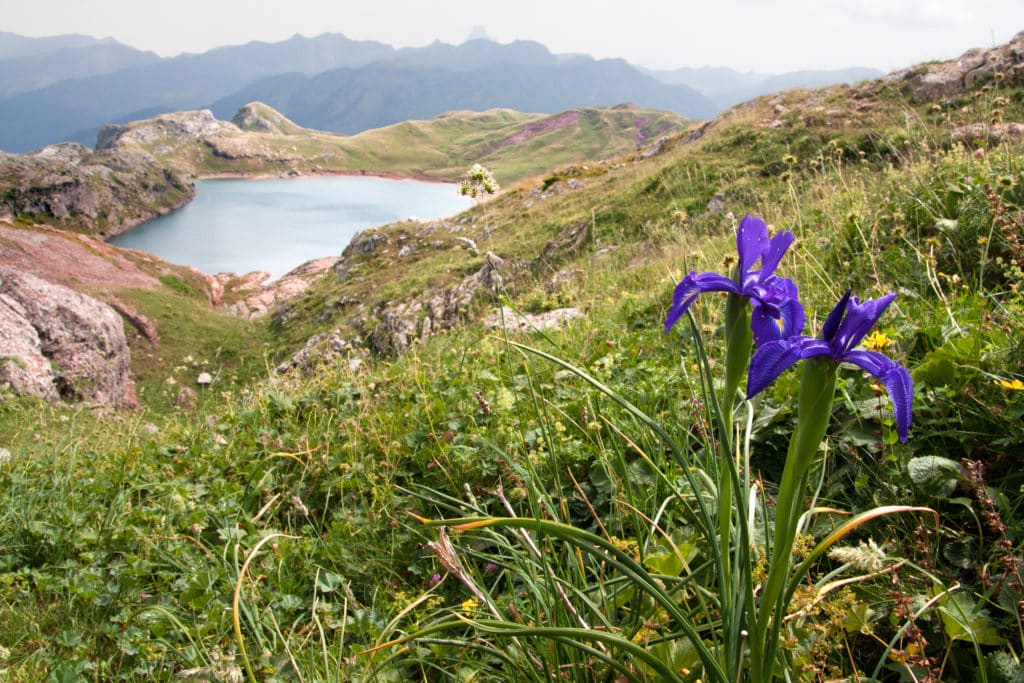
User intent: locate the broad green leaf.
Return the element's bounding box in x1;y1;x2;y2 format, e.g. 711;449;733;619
907;455;960;498
843;602;876;634
912;355;955;387
937;591;1006;646
643;539;698;577
316;571;347;594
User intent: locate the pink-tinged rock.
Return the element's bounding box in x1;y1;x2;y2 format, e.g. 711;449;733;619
0;266;138;409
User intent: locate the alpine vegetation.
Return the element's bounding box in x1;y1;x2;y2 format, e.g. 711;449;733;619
395;214;932;682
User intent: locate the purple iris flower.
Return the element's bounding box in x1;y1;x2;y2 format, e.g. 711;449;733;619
746;289;913;442
664;215;805;345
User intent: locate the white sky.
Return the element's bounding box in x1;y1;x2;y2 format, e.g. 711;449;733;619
3;0;1024;73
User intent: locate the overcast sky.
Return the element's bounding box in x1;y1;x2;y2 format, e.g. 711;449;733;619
5;0;1024;73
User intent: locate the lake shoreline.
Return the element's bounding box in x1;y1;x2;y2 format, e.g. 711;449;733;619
196;169;454;184
107;174;473;280
100;187;197;241
102;169;462;243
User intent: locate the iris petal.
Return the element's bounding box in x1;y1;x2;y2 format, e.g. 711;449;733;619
664;272;742;332
835;293;897;353
759;231;795;276
736;215;769;274
746;287;912;441
775;294;806;339
845;349;914;442
691;272;744;295
666;215;798;335
749;290;802;344
750;306;785;346
747;338;829;398
821;289;852;344
750;278;805;345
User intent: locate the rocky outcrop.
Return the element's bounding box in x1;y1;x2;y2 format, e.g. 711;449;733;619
343;228;391;258
109;299;160;344
275;329;366;375
100;106;319;168
222;256;342;320
888;31;1024;103
0;220;165;293
0;143;194;237
951;122;1024;144
0;295;56;401
537;220;592;271
96;109;236;151
0;266;138;408
370;252;504;354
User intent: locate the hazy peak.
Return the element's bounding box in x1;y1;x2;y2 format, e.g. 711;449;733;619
466;26;490;41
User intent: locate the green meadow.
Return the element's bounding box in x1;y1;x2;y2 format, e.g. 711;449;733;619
1;69;1023;681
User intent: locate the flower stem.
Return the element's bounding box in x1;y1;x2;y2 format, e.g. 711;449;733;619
751;355;836;681
719;293;752;679
723;292;753;427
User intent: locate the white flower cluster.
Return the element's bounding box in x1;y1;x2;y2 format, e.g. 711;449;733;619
459;163;499;198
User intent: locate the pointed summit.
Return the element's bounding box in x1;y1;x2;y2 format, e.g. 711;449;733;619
231;102;306;135
466;25;490;42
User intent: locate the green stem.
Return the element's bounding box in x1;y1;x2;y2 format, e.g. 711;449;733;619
723;293;753;428
719;293;752;680
751;356;836;682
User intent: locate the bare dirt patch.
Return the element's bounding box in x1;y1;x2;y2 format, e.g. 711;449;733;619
495;111;582;150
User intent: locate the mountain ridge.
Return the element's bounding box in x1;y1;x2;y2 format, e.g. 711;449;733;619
0;31;121;58
0;42;161;98
208;57;716;136
0;31;867;153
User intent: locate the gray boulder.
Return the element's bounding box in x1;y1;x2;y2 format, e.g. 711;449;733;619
0;266;137;408
889;30;1024;102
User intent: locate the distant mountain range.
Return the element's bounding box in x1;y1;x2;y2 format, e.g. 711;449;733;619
0;32;121;59
0;33;161;98
207;58;716;136
0;32;881;153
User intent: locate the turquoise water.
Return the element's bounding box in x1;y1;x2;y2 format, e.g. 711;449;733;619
110;176;473;279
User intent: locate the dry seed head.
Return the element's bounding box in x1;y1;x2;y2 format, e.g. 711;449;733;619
829;538;887;573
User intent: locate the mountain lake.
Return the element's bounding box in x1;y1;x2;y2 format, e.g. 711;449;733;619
109;175;474;280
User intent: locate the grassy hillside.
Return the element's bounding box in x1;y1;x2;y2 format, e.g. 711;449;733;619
1;42;1023;681
118;102;690;185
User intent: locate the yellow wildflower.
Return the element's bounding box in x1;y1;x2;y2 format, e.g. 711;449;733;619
460;597;479;614
863;331;894;352
996;174;1017;190
996;378;1024;391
